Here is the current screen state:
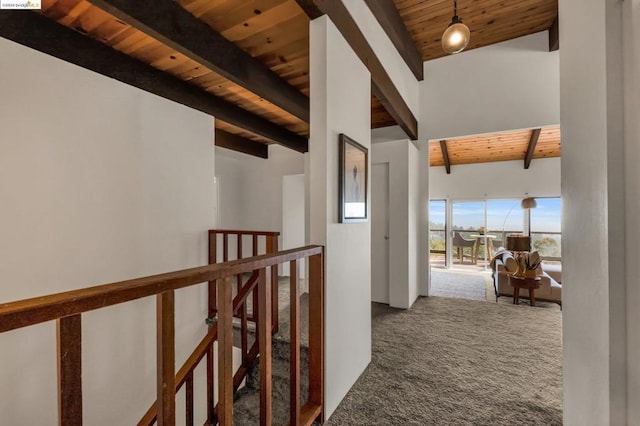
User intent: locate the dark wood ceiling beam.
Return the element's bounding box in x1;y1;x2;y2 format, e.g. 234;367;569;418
87;0;310;122
364;0;423;81
524;128;542;169
0;11;307;153
549;16;559;51
296;0;418;140
215;129;268;159
440;140;451;174
295;0;325;20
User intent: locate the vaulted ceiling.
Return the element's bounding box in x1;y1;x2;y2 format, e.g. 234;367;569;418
0;0;559;157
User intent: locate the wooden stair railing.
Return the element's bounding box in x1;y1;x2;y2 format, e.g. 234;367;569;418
208;229;280;329
0;244;324;426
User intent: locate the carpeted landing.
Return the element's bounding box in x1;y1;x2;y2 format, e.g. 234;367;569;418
326;297;562;425
430;269;488;301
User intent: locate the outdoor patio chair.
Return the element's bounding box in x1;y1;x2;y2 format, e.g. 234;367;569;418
453;232;476;264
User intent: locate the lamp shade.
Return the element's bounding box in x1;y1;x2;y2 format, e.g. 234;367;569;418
441;18;470;54
506;234;531;252
521;197;537;209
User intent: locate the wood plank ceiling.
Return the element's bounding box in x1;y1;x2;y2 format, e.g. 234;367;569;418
10;0;559;154
429;125;561;168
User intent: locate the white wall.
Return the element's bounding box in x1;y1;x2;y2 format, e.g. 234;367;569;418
310;16;372;418
372;140;420;308
344;0;419;117
418;31;561;297
422;31;560;141
0;38;215;424
215;145;304;244
430;158;561;200
282;174;306;278
624;0;640;420
560;0;628;423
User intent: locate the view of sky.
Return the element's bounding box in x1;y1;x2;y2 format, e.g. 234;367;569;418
429;198;561;233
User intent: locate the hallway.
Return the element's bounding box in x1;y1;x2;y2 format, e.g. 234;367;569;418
326;297;562;425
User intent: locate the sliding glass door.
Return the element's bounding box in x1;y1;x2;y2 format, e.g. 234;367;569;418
429;200;447;267
451;201;486;267
429;198;536;270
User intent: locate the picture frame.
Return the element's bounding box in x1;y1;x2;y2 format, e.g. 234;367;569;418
339;133;368;223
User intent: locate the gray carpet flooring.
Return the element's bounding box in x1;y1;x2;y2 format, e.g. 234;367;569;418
430;269;488;301
325;297;563;425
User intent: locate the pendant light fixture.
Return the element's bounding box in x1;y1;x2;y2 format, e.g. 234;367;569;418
442;0;470;54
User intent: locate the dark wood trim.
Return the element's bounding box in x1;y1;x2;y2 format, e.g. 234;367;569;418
524;128;542;169
298;0;418;139
87;0;309;122
0;245;323;333
57;314;82;426
157;291;176;426
215;129;268;159
258;267;273;425
295;0;325;20
216;277;234;425
364;0;423;81
308;251;325;422
289;260;301;425
549;16;559;51
440;140;451;175
0;11;307;153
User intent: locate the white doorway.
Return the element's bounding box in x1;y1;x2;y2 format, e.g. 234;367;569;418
282;174;305;278
371;163;390;304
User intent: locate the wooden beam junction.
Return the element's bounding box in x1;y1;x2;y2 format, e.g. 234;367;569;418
440;140;451;174
215;129;268;159
524;128;542;169
364;0;423;81
296;0;419;140
0;11;308;153
88;0;310;122
549;16;559;51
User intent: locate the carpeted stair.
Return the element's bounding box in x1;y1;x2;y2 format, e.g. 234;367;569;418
233;286;311;425
233;337;309;425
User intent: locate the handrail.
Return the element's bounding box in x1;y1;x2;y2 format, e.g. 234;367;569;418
0;245;322;333
0;243;325;426
208;229;280;237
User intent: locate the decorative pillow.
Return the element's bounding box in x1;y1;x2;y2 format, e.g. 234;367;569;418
528;251;544;274
501;252;518;273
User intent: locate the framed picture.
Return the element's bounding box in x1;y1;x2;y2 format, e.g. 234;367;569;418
339;133;368;223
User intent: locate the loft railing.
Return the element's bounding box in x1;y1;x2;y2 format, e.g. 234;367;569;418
208;229;280;330
0;242;324;426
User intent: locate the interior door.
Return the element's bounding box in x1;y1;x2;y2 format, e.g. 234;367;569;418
371;163;390;304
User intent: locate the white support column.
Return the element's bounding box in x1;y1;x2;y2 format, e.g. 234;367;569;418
623;0;640;421
309;16;372;418
560;0;628;424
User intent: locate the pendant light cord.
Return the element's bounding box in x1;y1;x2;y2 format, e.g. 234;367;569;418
453;0;458;16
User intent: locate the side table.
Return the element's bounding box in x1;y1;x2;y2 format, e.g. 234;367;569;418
508;275;542;306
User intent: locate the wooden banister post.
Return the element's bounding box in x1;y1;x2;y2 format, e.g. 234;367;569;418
157;290;176;426
258;267;273;426
217;276;234;426
252;235;259;322
289;260;301;425
208;231;218;319
185;371;194;426
308;251;325;422
223;233;229;262
57;314;82;426
266;235;279;333
206;343;215;424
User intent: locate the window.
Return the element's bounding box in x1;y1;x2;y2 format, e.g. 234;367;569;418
530;197;562;260
429;200;446;266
